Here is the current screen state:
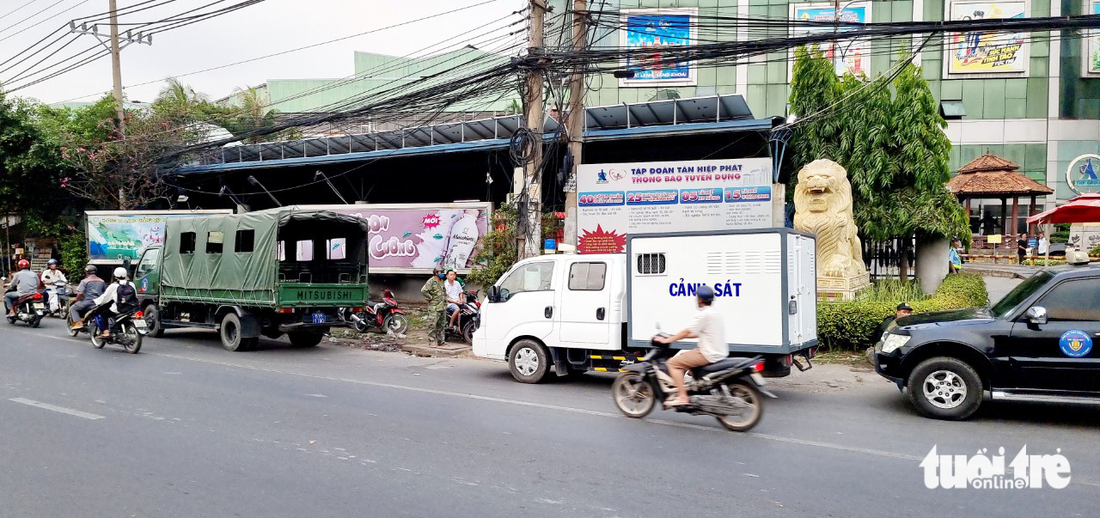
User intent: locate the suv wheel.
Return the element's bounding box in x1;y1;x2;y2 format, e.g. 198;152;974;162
907;357;983;420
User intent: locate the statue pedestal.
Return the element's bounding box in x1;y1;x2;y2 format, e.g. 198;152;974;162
817;272;871;301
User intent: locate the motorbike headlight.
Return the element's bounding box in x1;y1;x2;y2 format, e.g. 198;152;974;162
881;333;910;354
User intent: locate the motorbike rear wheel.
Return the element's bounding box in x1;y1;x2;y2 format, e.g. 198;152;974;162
383;313;409;335
461;318;478;344
612;373;657;418
121;323;142;354
30;312;42;328
715;381;764;432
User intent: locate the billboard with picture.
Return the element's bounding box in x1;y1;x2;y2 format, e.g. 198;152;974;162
789;2;871;78
945;0;1029;75
619;9;697;87
1088;1;1100;75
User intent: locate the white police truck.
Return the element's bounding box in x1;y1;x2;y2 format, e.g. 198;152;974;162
472;228;819;383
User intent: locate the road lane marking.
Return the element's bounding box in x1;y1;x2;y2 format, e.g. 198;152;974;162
7;328;1096;473
9;398;104;420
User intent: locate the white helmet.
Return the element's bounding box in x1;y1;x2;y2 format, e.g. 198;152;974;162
113;267;128;279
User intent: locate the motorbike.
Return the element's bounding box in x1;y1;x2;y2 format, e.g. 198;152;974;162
342;288;409;335
444;289;481;344
84;302;145;354
44;280;69;317
4;287;46;328
611;331;775;432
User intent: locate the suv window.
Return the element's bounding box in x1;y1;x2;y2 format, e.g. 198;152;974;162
991;270;1053;318
1035;278;1100;322
497;262;554;301
568;262;606;291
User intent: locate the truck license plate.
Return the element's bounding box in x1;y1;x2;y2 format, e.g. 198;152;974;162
750;373;766;385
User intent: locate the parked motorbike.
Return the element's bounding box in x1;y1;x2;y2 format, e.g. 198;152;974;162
611;331;774;432
44;280;69;317
84;302;145;354
342;288;409;335
445;289;481;344
4;287;46;328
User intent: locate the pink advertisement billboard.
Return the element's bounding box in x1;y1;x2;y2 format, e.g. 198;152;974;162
301;203;491;273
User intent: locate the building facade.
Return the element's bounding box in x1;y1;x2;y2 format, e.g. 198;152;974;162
547;0;1100;225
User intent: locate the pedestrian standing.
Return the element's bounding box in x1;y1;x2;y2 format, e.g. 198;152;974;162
421;267;447;346
1016;233;1028;265
1037;231;1048;256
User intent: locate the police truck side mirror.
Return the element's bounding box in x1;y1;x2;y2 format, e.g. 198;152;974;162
1025;306;1047;325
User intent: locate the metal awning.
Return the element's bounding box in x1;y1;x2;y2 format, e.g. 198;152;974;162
176;94;762;174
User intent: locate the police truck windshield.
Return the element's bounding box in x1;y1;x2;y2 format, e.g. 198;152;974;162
990;271;1054;318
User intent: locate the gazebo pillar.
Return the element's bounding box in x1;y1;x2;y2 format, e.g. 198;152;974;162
1028;194;1038;233
1000;197;1007;234
1011;196;1019;237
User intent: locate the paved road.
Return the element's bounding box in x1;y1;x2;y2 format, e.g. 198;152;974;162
2;316;1097;517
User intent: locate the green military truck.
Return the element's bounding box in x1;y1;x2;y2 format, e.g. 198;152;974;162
131;208;370;351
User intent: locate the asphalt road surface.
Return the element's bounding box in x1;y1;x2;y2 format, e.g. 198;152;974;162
2;314;1098;517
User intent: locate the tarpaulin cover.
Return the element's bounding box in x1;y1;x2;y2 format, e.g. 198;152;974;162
160;208;368;305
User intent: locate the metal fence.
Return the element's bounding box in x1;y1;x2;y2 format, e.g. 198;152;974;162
862;236;916;280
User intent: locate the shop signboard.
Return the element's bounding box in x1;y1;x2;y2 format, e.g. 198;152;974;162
86;210;232;264
619;9;697;86
945;0;1029;76
789;2;871;77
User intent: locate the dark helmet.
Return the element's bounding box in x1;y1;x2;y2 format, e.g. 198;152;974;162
696;284;715;303
897;302;913;312
85;264;98;273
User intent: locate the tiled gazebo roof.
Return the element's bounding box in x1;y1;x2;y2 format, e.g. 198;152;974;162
948;152;1054;197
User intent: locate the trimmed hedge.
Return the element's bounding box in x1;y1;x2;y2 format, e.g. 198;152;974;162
817;273;988;351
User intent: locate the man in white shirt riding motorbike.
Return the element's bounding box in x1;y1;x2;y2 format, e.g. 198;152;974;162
654;284;727;407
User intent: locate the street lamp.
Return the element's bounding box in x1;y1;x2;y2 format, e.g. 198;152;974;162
247;175;282;207
314;171;349;204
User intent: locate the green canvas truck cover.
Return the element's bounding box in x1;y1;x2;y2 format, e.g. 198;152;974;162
160;208;369;305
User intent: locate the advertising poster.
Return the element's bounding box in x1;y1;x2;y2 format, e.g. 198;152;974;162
576;159;774;254
619;9;696;86
946;0;1029;75
317;204;491;273
86;210;231;263
1089;1;1100;75
789;3;871;77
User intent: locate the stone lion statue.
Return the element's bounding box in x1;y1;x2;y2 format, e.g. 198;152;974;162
793;159;865;278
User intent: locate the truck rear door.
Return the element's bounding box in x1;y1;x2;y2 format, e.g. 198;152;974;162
557;259;611;346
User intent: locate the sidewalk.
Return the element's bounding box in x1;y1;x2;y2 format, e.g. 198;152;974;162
961;262;1040;279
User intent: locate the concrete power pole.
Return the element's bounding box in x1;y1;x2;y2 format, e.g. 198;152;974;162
108;0;125;133
563;0;587;249
520;0;546;259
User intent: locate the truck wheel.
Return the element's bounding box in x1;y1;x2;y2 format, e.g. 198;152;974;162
143;303;164;338
508;339;549;383
907;357;983;421
288;331;324;347
220;312;257;352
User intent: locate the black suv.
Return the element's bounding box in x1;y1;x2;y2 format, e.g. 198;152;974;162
874;264;1100;420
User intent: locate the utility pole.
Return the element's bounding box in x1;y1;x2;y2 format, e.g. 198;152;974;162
108;0;125;132
563;0;587;249
70;1;154;132
519;0;545;259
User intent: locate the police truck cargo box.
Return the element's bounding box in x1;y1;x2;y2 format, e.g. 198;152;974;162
472;228;818;383
131;208;370;351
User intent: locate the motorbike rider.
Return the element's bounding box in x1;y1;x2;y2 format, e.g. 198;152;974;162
654;284;727;407
5;259;40;317
41;259;69;312
91;267;138;339
69;265;107;330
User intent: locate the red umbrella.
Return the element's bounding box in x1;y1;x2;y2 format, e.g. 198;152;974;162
1027;193;1100;225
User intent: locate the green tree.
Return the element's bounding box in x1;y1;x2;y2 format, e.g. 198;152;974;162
0;91;69;218
788;48;968;275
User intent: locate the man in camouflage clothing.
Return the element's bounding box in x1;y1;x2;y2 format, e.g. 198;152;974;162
421;267;447;346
